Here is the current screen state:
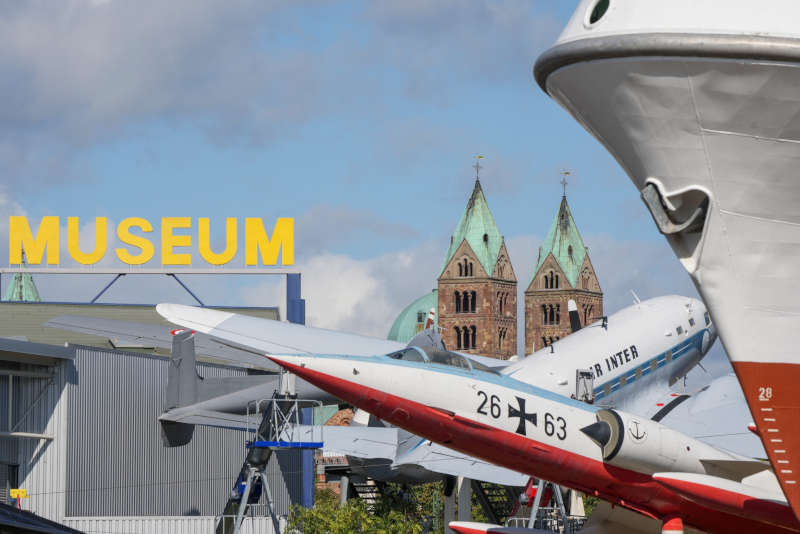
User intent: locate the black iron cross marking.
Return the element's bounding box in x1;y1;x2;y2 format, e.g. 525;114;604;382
508;396;537;436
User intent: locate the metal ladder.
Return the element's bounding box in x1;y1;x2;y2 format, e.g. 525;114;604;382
215;376;322;534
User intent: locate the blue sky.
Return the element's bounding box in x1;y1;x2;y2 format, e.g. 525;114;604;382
0;0;730;379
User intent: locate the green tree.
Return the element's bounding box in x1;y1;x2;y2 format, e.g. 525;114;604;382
288;488;424;534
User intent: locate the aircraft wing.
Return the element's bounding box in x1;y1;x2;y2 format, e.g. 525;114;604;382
155;303;510;370
655;375;765;458
611;374;764;458
156;303;405;356
45;314;278;370
394;437;528;487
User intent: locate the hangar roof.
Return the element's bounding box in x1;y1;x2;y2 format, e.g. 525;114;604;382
0;301;279;359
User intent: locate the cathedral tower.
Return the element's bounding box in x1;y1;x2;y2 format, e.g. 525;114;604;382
525;194;602;354
437;172;517;360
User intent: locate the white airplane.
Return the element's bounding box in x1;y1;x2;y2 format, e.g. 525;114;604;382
532;0;800;514
229;345;795;534
146;294;761;458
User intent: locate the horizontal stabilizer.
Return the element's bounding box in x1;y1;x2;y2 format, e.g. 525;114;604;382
652;472;794;529
158;409;252;432
699;458;771;482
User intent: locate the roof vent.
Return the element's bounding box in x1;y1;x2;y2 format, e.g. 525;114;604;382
568;245;573;256
483;233;488;244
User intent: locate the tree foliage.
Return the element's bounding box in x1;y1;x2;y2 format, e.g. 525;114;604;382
287;488;424;534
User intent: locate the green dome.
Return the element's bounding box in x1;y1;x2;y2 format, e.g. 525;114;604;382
387;290;438;343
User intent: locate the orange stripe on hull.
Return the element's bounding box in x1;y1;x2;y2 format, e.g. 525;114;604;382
733;361;800;520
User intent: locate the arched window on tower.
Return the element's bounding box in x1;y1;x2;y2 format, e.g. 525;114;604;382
462;258;468;277
462;292;469;312
556;303;561;325
470;326;477;349
463;326;471;349
543;276;549;289
541;304;547;325
458;263;463;277
470;291;476;312
455;291;461;313
469;262;474;277
555;274;559;289
454;327;462;350
548;305;555;325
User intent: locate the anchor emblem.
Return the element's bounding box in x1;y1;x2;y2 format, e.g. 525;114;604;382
508;396;537;436
628;419;647;443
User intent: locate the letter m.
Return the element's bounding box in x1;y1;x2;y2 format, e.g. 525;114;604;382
245;218;294;266
9;216;59;265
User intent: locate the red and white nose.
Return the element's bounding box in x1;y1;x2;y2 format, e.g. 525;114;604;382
662;516;683;534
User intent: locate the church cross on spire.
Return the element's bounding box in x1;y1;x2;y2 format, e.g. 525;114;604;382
473;155;484;181
560;170;570;197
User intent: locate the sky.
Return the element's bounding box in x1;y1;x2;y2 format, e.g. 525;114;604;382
0;0;732;381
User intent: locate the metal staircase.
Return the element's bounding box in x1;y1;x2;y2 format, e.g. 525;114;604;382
471;480;523;525
351;479;383;507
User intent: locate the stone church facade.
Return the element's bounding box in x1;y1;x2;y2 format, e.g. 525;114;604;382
436;179;518;360
524;196;603;354
388;174;603;361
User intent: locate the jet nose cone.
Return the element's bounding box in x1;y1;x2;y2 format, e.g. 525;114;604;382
580;421;612;448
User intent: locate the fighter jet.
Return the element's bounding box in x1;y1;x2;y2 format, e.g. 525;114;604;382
148;294;761;459
532;0;800;513
260;348;795;534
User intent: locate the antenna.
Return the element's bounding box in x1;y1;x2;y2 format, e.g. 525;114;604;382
630;289;641;305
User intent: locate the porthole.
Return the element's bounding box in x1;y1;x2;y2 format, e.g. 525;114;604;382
585;0;610;27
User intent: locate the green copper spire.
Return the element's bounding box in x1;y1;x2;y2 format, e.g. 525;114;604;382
531;195;588;288
440;178;504;277
3;270;41;302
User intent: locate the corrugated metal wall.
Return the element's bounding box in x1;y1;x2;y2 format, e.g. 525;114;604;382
60;346;300;518
63;515;278;534
18;361;71;522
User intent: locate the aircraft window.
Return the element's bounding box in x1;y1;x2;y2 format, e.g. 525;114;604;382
588;0;609;25
704;312;711;326
619;376;627;386
603;384;611;396
688;317;695;327
635;368;642;379
424;348;471;370
387;347;427;363
665;350;673;362
650;360;657;372
676;326;683;335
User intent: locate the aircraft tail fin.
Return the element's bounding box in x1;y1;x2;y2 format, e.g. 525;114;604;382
161;329;200;447
568;299;582;333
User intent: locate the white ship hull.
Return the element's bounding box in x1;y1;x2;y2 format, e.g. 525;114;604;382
536;0;800;515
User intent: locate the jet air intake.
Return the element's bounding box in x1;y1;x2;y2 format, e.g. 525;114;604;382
581;408;745;476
